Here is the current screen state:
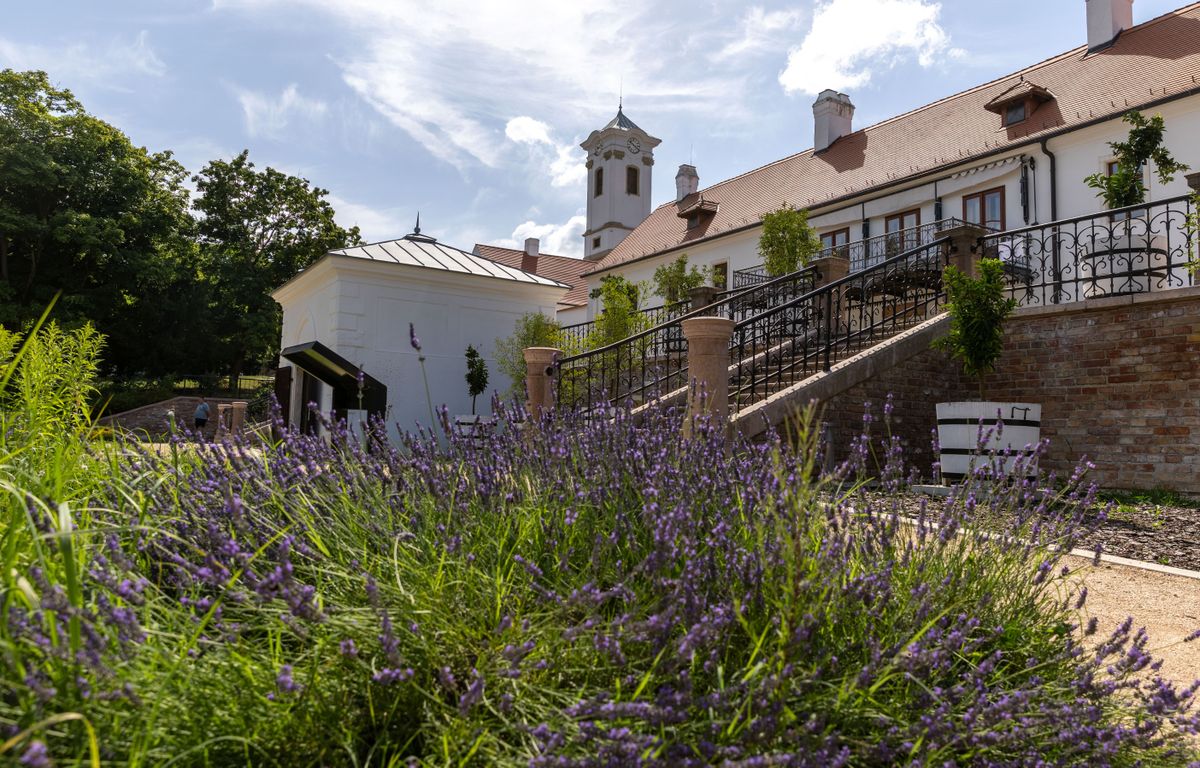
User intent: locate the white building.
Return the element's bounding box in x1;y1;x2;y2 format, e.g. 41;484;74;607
272;227;566;436
580;0;1200;315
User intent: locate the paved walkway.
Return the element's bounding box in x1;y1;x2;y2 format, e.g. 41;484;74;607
1065;554;1200;689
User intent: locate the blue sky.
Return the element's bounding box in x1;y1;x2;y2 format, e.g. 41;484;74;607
2;0;1188;257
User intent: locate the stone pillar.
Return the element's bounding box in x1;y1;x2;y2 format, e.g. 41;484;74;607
523;347;561;421
688;285;719;314
936;223;989;279
231;401;248;436
216;403;231;438
1187;171;1200;192
810;254;849;288
681;316;734;438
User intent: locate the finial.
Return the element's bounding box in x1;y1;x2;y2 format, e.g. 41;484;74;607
619;76;623;111
414;211;421;235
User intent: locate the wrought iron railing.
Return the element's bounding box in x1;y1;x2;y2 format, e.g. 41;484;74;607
558;300;696;354
731;217;982;288
554;265;819;416
979;194;1197;307
730;237;952;411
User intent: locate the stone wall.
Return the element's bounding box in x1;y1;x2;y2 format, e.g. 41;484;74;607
819;287;1200;493
98;396;238;440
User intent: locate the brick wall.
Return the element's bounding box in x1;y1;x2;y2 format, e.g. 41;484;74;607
819;288;1200;493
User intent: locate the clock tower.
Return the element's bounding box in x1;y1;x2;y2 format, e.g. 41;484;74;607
579;106;661;262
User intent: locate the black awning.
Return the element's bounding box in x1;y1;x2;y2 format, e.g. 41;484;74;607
281;340;387;414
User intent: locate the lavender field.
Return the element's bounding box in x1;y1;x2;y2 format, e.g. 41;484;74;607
3;323;1199;766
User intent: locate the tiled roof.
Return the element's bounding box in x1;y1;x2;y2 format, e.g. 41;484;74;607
473;244;591;307
327;234;569;288
590;3;1200;275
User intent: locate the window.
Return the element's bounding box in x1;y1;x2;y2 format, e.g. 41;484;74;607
592;236;601;249
1004;101;1026;126
1105;160;1120;177
594;168;604;197
626;166;639;195
712;262;728;290
885;209;921;251
963;187;1005;231
820;228;850;257
686;213;700;229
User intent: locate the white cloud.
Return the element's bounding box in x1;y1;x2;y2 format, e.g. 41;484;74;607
505;116;587;188
0;30;166;86
326;194;409;241
213;0;753;171
234;83;327;139
716;7;808;61
496;215;587;259
778;0;959;95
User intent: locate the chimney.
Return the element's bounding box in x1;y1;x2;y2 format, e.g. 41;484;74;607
521;237;539;273
675;164;699;202
812;90;854;153
1086;0;1133;52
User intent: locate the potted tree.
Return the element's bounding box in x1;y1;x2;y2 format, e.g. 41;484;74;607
456;345;489;438
1081;111;1189;297
933;258;1039;483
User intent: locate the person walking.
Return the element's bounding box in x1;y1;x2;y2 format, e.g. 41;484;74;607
194;398;211;434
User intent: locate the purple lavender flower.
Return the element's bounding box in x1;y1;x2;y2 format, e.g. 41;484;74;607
408;323;421;352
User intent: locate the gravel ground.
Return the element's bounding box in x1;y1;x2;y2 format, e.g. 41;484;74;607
858;489;1200;572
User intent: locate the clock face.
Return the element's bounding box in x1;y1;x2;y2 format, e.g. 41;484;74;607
627;137;641;154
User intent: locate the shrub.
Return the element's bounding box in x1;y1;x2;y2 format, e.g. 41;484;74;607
758;204;821;277
3;347;1200;765
464;344;489;415
587;274;649;348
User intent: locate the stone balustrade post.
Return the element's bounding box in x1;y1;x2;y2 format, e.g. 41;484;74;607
688;285;719;315
216;403;231;439
681;316;735;439
231;401;248;436
523;347;561;422
936;223;990;279
810;253;849;289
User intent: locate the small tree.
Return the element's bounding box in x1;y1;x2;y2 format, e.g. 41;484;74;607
1084;111;1189;209
590;275;648;348
494;312;561;395
653;253;708;308
463;344;489;415
933;259;1017;400
758;204;821;277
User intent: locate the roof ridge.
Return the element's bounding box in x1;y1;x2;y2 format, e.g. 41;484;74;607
473;242;578;263
647;1;1200;217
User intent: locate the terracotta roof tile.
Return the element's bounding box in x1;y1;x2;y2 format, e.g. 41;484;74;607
590;3;1200;275
473;244;591;307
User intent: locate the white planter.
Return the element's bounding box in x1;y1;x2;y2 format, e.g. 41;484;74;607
936;401;1041;483
453;414;481;436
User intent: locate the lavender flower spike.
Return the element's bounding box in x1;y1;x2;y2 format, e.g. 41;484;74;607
409;322;422;352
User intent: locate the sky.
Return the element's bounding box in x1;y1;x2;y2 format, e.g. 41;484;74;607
1;0;1189;258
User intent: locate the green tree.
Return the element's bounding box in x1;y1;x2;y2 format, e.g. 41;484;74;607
758;204;821;277
193;150;360;388
0;69;198;375
933;259;1017;400
589;275;647;347
464;344;489;414
495;312;562;395
1084;111;1189;209
652;253;708;308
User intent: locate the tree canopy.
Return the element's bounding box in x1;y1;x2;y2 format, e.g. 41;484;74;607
758;205;821;277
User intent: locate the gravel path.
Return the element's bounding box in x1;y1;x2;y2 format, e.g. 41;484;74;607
859;489;1200;572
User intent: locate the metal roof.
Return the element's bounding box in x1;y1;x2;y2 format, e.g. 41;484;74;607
603;107;642;133
328;232;569;289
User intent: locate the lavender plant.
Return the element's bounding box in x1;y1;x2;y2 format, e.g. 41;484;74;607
1;329;1198;765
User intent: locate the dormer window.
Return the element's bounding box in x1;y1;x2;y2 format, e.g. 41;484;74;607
984;78;1054;130
686;213;700;229
1004;102;1026;126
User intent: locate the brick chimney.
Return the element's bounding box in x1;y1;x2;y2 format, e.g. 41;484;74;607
521;237;539;273
813;90;854;153
1086;0;1133;52
675;164;699;202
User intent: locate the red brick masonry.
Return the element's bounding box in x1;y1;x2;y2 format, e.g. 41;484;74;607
823;288;1200;494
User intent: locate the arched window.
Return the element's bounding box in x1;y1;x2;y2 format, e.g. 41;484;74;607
626;166;639;195
594;168;604;197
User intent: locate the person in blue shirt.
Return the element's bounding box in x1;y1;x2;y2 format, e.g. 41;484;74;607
194;398;211;431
